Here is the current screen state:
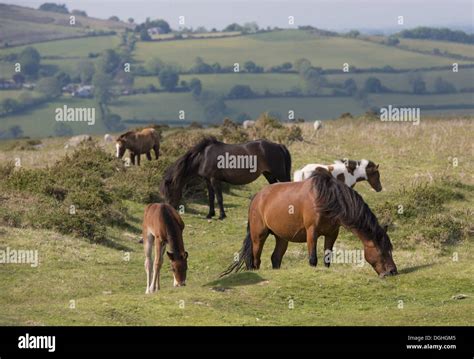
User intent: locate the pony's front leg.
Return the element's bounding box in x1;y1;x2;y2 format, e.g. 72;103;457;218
136;154;141;166
150;242;164;292
306;226;318;266
211;179;226;219
144;233;154;294
146;151;152;161
130;152;135;166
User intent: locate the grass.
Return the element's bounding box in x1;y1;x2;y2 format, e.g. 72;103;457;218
397;38;474;59
0;117;472;325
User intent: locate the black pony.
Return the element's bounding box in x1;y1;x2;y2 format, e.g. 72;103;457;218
160;136;292;219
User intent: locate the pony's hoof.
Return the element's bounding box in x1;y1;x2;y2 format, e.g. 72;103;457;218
206;213;215;219
218;215;226;220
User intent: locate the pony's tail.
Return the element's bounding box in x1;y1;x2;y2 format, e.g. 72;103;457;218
280;144;292;182
219;222;253;277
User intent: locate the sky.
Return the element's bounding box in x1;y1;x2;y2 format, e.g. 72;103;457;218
5;0;474;32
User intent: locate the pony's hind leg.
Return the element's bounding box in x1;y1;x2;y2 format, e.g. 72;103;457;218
271;236;288;269
323;228;339;268
146;151;152;161
306;225;319;267
144;232;154;294
211;179;226;220
153;145;160;159
205;179;216;218
250;225;269;269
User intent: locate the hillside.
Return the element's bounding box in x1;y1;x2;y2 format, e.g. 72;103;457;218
0;118;472;325
0;3;132;47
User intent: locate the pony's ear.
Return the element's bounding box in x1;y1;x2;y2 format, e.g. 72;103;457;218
166;251;174;260
376;164;379;170
184;251;188;259
382;224;388;233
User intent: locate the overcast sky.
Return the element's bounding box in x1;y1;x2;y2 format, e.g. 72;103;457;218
6;0;474;32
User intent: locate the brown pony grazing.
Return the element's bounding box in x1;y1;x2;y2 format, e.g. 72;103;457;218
116;128;160;166
143;203;188;293
160;136;291;220
221;168;397;278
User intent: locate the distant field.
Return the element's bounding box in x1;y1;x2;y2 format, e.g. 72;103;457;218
135;30;462;70
225;97;365;120
397;38;474;58
135;73;304;93
368;92;474;108
327;67;474;92
0;35;121;58
0;3;131;47
0;97;105;137
181;69;474;94
110;93;206;124
0;89;40;101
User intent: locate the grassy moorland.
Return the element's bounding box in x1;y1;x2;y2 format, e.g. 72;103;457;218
0;117;472;325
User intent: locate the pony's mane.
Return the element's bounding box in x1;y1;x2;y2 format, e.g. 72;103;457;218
162;136;221;186
118;131;134;140
310;168;391;253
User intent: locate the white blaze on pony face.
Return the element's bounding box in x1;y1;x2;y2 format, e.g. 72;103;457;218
355;159;369;180
115;143;120;158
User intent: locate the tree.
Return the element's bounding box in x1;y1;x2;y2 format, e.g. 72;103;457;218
96;50;121;75
54;123;73;137
140;29;151;41
228;85;255;99
223;23;244;32
158;67;179;91
71;9;87;17
77;61;95;84
1;98;19;114
8;125;23;138
128;18;134;24
364;77;384;93
386;36;400;46
92;73;114;104
37;77;61;98
39;3;68;13
55;71;71;87
19;47;41;77
192;57;214;73
434;77;456;93
12;73;25;85
146;57;165;75
343;78;358;95
410;75;426;94
244;61;263;73
294;58;311;75
109;16;120;21
189;78;202;96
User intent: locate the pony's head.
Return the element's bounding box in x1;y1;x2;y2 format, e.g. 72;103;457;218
312;168;396;277
167;251;188;286
116;132;132;159
365;161;382;192
359;225;397;277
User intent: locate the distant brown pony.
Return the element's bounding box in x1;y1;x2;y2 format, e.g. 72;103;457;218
116;128;160;166
221;168;397;278
143;203;188;293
